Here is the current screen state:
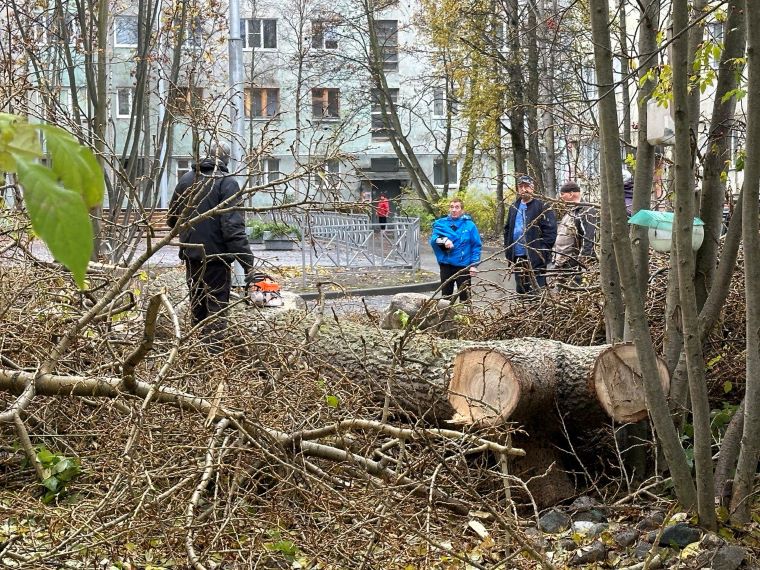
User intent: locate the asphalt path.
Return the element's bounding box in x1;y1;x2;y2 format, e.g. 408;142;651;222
20;236;516;313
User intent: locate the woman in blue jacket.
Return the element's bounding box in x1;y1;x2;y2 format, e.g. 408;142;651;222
429;197;482;302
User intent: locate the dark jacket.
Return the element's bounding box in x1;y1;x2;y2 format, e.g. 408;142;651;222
503;198;557;269
167;158;254;273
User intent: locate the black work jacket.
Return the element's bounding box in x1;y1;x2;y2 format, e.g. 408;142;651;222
167;158;254;273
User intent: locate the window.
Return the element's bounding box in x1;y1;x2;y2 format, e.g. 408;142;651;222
311;88;339;120
371;88;398;139
311;20;338;49
244;88;279;118
169;86;203;116
706;21;724;70
184;16;204;49
241;18;277;49
114;15;138;47
312;159;340;191
177;159;192;181
433;159;458;186
116;88;133;117
251;158;282;186
375;20;398;71
31;13;49;45
59;13;81;47
433;87;445;117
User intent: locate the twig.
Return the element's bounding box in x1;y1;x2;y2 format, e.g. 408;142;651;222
13;413;45;482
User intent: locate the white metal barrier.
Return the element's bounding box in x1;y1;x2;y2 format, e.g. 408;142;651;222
271;211;421;270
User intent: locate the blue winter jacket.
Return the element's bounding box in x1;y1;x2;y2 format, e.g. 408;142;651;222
429;214;482;267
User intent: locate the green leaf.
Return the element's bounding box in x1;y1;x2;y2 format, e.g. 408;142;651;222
39;124;104;208
264;540;298;557
42;476;60;492
325;395;339;408
36;448;55;465
16;158;93;288
723;381;733;394
0;119;42;161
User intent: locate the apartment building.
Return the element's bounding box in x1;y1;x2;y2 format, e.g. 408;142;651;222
3;0;494;212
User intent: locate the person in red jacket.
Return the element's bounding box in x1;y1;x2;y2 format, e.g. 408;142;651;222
376;195;390;229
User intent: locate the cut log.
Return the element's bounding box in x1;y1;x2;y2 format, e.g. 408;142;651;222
246;300;669;427
592;344;670;423
448;341;670;427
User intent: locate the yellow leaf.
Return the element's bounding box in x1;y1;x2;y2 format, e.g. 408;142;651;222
679;541;701;559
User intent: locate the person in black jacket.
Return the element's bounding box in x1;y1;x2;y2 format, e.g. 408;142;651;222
167;143;256;349
503;175;557;295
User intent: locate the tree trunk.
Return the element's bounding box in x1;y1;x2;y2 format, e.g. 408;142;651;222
448;341;669;427
672;0;716;529
630;0;660;294
588;0;697;508
525;5;545;193
505;0;528;177
731;0;760;525
694;0;746;308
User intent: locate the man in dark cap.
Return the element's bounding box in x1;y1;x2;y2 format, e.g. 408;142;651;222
552;180;598;285
503;175;557;295
167;142;257;350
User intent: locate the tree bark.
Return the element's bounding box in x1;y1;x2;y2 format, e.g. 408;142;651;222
731;0;760;524
672;0;716;529
588;0;697;508
448;341;670;427
505;0;528;177
694;0;746;308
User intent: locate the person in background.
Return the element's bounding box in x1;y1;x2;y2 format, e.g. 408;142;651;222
429;197;482;303
503;175;557;295
552;181;598;285
623;168;634;216
167;143;258;351
376;194;390;230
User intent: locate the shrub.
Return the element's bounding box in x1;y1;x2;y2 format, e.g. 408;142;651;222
430;190;499;235
264;221;301;239
397;188;499;235
245;218;268;240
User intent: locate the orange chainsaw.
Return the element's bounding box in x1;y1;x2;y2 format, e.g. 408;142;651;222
248;273;284;308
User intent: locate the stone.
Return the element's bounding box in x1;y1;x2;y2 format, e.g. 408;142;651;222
701;532;725;550
711;545;746;570
613;528;639;548
636;510;665;531
574;509;607;523
538;509;571;534
633;540;654;560
659;523;702;548
571;521;608;537
557;537;577;551
523;527;548;549
569;495;603;511
568;540;607;566
380;293;456;335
